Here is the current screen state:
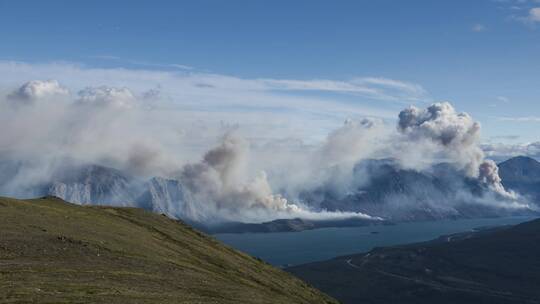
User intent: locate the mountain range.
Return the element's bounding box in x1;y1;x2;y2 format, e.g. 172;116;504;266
1;156;539;231
302;157;537;221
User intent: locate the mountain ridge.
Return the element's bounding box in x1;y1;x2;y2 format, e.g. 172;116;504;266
499;155;540;203
1;156;539;232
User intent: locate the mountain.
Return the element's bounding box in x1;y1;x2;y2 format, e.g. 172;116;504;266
0;162;383;232
0;158;140;206
499;156;540;183
135;176;197;218
498;156;540;203
1;156;538;232
302;159;525;222
0;196;337;304
47;164;137;206
288;218;540;304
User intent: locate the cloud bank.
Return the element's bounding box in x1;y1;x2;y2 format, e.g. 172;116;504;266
0;62;530;223
483;141;540;161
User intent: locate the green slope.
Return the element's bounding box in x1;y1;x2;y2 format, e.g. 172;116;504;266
0;196;338;304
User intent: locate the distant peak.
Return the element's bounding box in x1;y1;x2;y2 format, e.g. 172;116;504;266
500;155;540;165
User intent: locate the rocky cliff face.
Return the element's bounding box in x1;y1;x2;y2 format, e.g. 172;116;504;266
135;177;197;220
47;164;136;206
45;167;199;221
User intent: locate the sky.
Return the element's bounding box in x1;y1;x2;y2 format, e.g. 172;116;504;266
1;0;540;145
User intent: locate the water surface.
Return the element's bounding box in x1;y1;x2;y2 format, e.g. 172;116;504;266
214;216;536;266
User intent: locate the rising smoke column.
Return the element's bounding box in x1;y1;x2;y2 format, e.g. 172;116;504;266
397;102;515;199
177;133;376;222
179;133;286;213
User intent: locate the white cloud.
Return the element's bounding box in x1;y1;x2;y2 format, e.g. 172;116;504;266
0;61;429;102
256;77;428;102
0;60;430;143
483;141;540;159
498;116;540;122
527;7;540;22
77;86;135;108
496;96;510;103
8;79;69;103
90;55;194;70
514;6;540;26
472;24;487;32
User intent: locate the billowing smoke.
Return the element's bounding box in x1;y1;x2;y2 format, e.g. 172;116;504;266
319;118;385;167
268;117;388;198
0;80;530;224
0;80;377;223
397;102;515;198
174;133;375;222
397;102;483;175
478;159;515;199
178;134;294;220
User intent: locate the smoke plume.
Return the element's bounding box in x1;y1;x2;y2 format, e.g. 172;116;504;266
397;102;515;198
176;133;375;222
0;80;529;224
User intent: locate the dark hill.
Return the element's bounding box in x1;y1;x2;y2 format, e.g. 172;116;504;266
288;218;540;304
499;156;540;203
207;217;383;234
499;156;540;184
0;196;337;304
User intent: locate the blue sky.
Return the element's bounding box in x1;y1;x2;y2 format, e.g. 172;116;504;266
1;0;540;143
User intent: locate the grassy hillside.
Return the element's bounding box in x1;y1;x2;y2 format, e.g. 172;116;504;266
0;196;337;304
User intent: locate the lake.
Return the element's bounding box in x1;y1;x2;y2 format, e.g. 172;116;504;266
214;216;536;266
